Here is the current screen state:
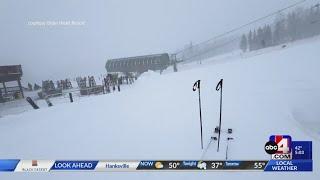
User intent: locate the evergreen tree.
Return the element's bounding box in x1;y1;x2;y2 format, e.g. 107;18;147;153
248;30;253;51
273;18;286;45
257;27;264;49
252;30;258;50
240;34;248;52
242;4;320;51
265;25;273;46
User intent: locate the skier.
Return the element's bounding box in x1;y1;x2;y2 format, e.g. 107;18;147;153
28;83;33;91
173;61;178;72
119;77;123;85
106;85;110;93
117;78;121;92
125;76;129;84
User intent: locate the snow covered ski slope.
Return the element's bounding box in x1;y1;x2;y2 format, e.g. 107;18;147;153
0;39;319;179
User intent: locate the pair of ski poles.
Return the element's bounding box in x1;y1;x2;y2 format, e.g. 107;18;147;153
193;79;223;152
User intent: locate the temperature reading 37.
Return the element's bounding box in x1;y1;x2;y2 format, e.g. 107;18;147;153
211;162;223;169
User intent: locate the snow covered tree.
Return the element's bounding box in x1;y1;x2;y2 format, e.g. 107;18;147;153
242;4;320;52
257;27;264;49
252;30;258;50
240;34;248;52
273;14;288;45
264;25;273;46
248;30;253;51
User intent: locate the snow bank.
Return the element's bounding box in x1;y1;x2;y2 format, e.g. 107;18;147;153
0;38;319;180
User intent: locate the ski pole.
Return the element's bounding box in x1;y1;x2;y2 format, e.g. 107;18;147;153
216;79;223;152
226;137;234;160
193;80;203;149
225;141;229;160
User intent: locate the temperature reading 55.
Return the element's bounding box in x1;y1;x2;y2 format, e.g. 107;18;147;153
254;162;266;169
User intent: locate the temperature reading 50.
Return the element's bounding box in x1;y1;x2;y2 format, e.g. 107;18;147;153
169;162;180;169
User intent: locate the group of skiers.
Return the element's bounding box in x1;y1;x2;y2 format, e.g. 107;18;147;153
36;73;137;97
103;73;136;93
57;79;73;90
74;73;136;95
42;79;72;91
76;76;97;88
42;80;56;92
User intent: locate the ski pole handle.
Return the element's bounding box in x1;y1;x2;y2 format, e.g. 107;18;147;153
193;80;201;91
216;79;223;91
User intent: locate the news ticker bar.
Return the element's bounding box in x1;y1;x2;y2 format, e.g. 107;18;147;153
0;160;312;172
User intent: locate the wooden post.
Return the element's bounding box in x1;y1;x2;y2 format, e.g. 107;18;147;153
0;86;3;102
2;82;7;95
69;93;73;103
17;78;24;98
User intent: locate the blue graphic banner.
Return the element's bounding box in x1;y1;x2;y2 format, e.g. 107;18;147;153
264;160;312;171
292;141;312;160
0;159;20;172
50;161;98;170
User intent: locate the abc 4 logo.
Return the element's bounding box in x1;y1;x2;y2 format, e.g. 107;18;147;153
265;135;292;159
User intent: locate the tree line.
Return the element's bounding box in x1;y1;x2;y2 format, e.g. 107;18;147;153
240;4;320;52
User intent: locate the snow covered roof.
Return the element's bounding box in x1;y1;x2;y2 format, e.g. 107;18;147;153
0;65;23;82
106;53;170;73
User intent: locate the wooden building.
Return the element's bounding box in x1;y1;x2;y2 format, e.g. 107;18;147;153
0;65;24;102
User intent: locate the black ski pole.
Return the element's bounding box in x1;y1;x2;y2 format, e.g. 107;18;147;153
193;80;203;149
226;137;234;160
69;92;73;103
216;79;223;152
225;140;229;160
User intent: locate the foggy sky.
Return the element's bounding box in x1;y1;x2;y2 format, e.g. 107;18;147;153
0;0;312;84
